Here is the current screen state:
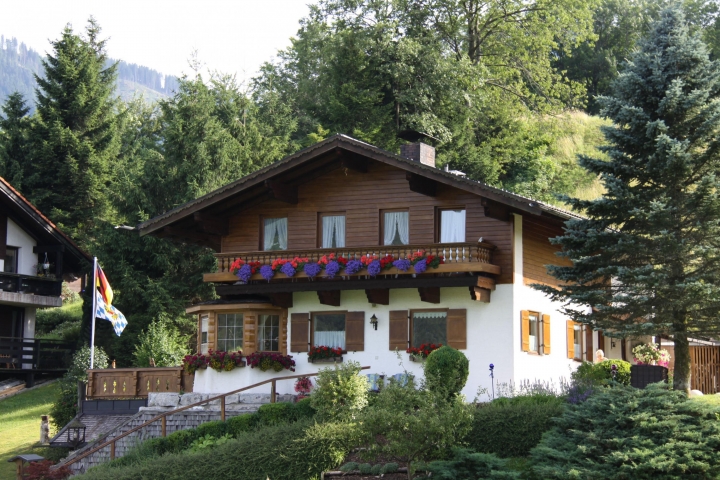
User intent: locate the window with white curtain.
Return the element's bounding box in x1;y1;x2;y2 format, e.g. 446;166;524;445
439;209;466;243
313;313;346;350
200;315;209;354
217;313;243;352
321;214;346;248
383;211;409;245
412;311;447;347
263;218;288;251
258;314;280;351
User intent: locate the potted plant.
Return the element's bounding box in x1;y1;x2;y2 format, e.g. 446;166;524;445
406;343;442;362
294;376;313;400
631;343;671;388
308;345;343;364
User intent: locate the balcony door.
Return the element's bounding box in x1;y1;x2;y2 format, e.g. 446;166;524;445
0;305;23;338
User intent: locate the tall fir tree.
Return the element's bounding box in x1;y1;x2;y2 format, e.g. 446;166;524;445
0;92;31;188
536;6;720;391
27;18;120;244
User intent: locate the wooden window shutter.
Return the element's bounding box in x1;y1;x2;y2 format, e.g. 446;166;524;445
566;320;575;359
521;310;530;352
542;314;551;355
447;309;467;349
290;313;310;352
585;326;593;362
345;312;365;352
389;310;408;350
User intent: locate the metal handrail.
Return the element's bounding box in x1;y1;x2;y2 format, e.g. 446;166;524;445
63;366;371;466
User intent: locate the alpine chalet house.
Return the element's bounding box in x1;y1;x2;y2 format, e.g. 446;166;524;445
138;135;612;397
0;177;90;385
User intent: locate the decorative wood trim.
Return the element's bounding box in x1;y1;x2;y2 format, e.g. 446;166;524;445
365;288;389;305
268;293;293;309
317;290;341;306
469;287;491;302
418;287;440;304
185;303;280;314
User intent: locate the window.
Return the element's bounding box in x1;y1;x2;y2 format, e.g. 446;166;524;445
528;312;540;352
217;313;243;352
4;247;18;273
412;311;447;347
383;211;409;245
522;310;551;354
320;214;345;248
567;321;591;361
573;325;582;360
200;315;209;354
313;313;346;350
263;218;288;251
258;314;280;351
439;209;466;243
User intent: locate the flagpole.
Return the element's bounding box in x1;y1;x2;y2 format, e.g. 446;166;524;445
90;256;97;369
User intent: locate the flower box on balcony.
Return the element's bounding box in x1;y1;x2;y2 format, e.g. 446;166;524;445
309;356;344;364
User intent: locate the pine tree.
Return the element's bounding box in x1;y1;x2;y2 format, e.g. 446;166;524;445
536;6;720;391
0;92;31;188
27;18;119;242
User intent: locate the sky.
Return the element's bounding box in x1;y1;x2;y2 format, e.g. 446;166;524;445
0;0;311;83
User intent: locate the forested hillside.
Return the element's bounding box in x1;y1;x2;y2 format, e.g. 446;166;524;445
0;35;178;107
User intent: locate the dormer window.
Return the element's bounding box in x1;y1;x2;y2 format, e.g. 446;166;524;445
383;211;409;245
320;213;346;248
263;218;288;251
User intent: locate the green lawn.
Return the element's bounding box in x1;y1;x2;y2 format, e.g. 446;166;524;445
693;393;720;406
0;382;59;480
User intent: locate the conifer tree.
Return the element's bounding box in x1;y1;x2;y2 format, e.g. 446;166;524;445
27;18;119;242
536;6;720;391
0;92;31;188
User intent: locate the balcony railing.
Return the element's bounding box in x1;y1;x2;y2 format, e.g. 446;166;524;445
206;241;499;283
0;272;62;297
0;337;75;370
86;367;194;399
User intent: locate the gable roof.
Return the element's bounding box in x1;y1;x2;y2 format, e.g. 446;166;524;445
138;134;579;237
0;177;91;272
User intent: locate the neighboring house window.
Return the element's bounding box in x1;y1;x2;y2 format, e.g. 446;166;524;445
320;213;346;248
263;217;288;251
439;209;466;243
200;314;209;354
217;313;243;352
573;324;582;360
566;320;588;360
411;311;447;347
258;314;280;351
383;211;409;245
312;312;346;350
4;247;18;273
522;310;551;354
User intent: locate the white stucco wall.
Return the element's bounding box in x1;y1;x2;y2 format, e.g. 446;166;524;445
7;218;37;276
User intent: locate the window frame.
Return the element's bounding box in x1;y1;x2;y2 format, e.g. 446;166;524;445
310;310;348;352
257;313;282;352
409;308;449;349
317;212;346;248
4;246;18;274
216;312;244;352
200;314;209;354
380;209;410;246
435;207;467;243
259;216;288;251
527;310;541;354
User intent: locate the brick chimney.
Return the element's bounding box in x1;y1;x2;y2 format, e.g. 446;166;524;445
400;142;435;168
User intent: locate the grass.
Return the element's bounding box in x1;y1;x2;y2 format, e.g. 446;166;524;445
693;394;720;406
0;382;59;480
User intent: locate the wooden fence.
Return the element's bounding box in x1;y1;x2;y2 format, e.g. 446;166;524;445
690;346;720;393
86;367;194;399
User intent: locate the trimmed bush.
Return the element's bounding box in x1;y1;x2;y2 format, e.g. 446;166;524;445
467;394;566;458
424;346;469;397
422;448;519;479
193;419;228;439
532;384;720;479
595;359;631;384
257;402;293;425
311;360;368;422
226;412;258;436
358;463;372;474
291;397;315;421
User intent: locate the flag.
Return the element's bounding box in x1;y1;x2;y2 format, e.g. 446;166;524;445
95;265;126;336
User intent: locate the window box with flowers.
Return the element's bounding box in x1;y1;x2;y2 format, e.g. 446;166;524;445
246;351;296;372
182;350;245;374
308;346;343;364
406;343;442;362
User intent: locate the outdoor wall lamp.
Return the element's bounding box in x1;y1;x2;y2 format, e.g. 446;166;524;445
370;314;378;330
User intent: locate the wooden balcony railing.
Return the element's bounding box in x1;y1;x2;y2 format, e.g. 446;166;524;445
0;272;62;297
0;337;74;370
86;367;194;399
206;241;499;283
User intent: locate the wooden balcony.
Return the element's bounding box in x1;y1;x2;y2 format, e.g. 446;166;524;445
86;367;194;399
205;241;500;283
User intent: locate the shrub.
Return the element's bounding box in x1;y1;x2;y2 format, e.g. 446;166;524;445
594;359;631;385
340;462;359;472
382;463;399;474
50;377;80;430
311;360;368;422
291;397;315;421
23;459;72;480
189;433;233;452
421;448;519;479
164;428;194;453
133;319;189;367
572;359;631;386
194;420;228;439
257;402;293;425
358;463;372;474
531;384;720;479
370;464;382;475
68;345;109;382
35;301;82;335
467;394;566;458
424;346;469;397
226;412;258;436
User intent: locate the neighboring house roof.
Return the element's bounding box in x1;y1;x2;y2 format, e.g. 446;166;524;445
0;176;91;272
138;134;580;237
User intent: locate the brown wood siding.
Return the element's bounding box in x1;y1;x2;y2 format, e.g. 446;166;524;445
0;212;6;261
222;163;514;283
243;313;256;355
522;216;571;287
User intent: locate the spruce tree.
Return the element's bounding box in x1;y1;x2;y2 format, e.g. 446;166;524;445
27;18;119;242
0;92;31;188
536;6;720;392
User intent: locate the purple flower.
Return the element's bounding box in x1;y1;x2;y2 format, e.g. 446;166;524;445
260;265;275;281
414;259;427;274
345;259;363;275
304;262;322;278
280;262;296;277
237;264;252;283
325;260;341;278
368;259;382;276
393;259;412;272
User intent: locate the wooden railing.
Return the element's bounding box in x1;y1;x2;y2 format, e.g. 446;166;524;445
86;367;194;399
0;272;62;297
690;346;720;393
0;337;74;370
63;367;370;467
215;241;497;274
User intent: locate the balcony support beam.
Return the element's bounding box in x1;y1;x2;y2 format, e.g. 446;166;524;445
317;290;341;307
268;292;293;309
418;287;440;304
470;287;491;303
365;288;389;305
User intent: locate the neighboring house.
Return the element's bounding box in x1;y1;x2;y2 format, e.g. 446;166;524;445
0;177;90;384
138;135;607;397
